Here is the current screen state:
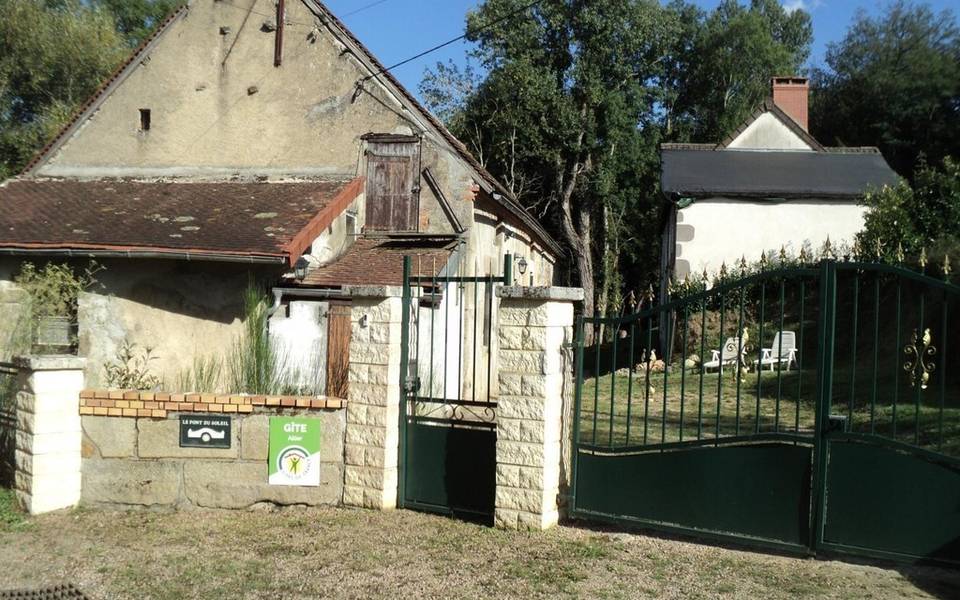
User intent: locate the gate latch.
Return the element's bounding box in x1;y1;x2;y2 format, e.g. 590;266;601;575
403;377;421;394
826;414;849;433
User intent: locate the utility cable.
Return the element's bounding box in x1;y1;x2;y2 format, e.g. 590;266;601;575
341;0;392;18
360;0;545;81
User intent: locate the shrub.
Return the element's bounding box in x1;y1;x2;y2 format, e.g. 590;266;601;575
103;341;160;390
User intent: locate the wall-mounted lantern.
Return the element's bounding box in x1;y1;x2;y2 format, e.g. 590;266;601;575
516;256;528;275
293;256;309;281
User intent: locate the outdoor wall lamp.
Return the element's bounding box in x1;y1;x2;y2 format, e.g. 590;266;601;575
516;256;528;275
359;314;368;328
293;256;309;281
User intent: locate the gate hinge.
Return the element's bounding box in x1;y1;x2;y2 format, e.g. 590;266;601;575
826;414;849;433
403;376;421;394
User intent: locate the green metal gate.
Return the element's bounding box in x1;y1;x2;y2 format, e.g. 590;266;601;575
397;253;512;523
571;256;960;565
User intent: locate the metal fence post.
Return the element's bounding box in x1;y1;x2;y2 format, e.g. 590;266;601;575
569;315;585;515
397;255;412;509
811;259;837;554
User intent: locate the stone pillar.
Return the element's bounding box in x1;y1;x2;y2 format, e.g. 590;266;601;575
342;286;403;510
14;355;86;514
494;286;582;530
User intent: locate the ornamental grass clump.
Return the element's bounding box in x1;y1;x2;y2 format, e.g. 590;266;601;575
228;283;287;395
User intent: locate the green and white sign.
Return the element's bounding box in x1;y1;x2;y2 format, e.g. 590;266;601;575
268;416;322;487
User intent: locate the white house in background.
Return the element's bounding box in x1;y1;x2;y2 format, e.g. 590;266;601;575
659;77;900;282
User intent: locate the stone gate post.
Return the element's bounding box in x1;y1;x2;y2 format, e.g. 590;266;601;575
494;286;583;530
342;286;403;510
14;355;86;514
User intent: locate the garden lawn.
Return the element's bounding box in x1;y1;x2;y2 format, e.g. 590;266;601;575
1;501;959;599
579;370;960;457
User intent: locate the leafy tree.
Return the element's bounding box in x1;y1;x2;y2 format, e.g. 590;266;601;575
92;0;179;47
811;2;960;177
856;157;960;275
421;0;811;338
0;0;175;178
425;0;679;340
0;0;128;178
664;0;812;142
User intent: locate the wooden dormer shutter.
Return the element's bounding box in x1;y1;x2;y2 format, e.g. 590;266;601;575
363;134;420;232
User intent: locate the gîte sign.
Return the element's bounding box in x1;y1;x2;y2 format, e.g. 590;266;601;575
179;415;231;449
268;417;322;487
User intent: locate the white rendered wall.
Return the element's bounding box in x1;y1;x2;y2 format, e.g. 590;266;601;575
675;199;867;277
727;112;812;151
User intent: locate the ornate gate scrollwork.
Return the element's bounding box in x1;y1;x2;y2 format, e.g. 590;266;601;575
903;328;936;390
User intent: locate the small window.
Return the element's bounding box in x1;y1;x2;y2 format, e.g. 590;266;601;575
139;109;151;132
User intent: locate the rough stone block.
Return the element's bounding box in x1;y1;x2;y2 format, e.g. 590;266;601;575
496;464;520;488
81;459;181;507
497;440;545;468
497;397;545;420
517;509;559;531
499;350;544;375
82;415;136;458
183;461;343;509
138;418;237;459
498;373;522;396
16;409;81;435
15;451;81;477
240;412;344;463
494;507;520;529
17;430;81;455
344;443;365;466
495;486;545;513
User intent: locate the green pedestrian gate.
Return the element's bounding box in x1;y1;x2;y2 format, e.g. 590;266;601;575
571;257;960;565
397;253;513;523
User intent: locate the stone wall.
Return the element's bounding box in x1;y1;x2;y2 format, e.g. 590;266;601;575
81;407;345;509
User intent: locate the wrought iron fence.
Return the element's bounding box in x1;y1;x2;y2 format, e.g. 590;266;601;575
574;256;959;459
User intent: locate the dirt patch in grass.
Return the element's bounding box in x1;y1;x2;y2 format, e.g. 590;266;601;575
0;506;957;599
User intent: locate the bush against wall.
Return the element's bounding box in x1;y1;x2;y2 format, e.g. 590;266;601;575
12;260;100;353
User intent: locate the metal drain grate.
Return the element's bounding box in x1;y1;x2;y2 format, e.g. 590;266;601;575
0;584;89;599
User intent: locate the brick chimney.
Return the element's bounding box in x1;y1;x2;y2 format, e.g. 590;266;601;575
771;76;809;131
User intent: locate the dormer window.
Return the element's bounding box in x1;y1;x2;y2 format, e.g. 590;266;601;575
362;133;420;232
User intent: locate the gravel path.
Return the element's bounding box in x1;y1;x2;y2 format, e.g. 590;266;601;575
1;506;958;599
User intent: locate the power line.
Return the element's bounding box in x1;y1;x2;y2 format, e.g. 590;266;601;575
341;0;392;18
361;0;545;81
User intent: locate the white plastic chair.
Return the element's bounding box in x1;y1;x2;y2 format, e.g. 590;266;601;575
757;331;797;371
703;337;742;373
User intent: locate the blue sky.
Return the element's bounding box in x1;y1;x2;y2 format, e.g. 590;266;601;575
322;0;958;98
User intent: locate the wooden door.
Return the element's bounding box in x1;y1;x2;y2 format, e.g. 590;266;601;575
364;137;419;232
326;302;352;399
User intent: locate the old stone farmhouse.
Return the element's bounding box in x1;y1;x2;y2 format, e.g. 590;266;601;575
0;0;560;395
660;77;901;281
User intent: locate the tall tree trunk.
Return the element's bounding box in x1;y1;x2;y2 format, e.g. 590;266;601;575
558;152;596;344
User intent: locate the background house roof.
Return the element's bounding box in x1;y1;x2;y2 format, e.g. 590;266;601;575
0;178;360;263
298;237;455;287
661;147;900;200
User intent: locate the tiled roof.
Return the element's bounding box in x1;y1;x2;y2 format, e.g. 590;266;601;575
660;149;900;199
0;178;361;263
20;0;561;256
299;237;456;287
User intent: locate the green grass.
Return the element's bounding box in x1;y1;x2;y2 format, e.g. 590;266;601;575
0;486;25;531
579;365;960;457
